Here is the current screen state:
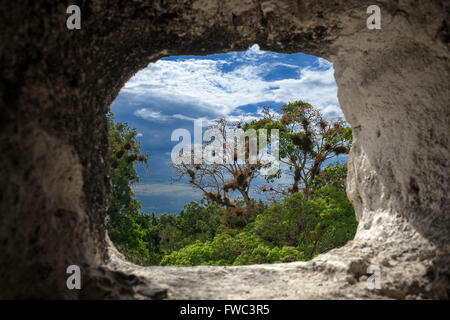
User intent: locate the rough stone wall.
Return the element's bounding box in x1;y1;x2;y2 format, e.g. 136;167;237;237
0;0;448;299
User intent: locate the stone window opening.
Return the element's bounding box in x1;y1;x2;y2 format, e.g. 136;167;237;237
1;1;448;299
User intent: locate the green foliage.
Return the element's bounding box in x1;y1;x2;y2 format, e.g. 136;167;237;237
155;200;222;253
177;201;223;242
297;185;357;259
252;184;356;259
312;162;348;191
233;245;273;265
253;193;308;247
245;101;352;194
160;233;241;266
107;101;357;268
106;112;151;265
220;200;266;229
158;185;356;266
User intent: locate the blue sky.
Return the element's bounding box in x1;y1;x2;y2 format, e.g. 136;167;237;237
111;44;342;214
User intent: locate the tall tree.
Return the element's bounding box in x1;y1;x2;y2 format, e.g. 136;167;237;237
246;101;352;197
106;112;151;261
170;119;262;212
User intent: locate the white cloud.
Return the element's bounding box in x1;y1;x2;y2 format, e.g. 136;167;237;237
134;109;170;121
172;114;210;122
134;108;213;123
247;44;265;55
123;46;341;121
316;57;333;69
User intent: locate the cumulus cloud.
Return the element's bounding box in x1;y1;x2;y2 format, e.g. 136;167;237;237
123;45;341;122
